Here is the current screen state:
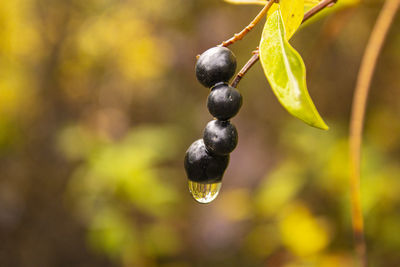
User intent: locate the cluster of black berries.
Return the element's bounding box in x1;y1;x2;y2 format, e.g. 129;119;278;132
184;46;243;185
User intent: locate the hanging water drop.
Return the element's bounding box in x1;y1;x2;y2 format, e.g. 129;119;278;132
184;139;228;204
188;180;222;204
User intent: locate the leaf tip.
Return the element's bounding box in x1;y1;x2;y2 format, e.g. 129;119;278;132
314;119;329;131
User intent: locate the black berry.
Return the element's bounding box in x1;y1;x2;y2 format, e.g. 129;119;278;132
184;139;229;183
195;47;237;88
203;120;238;155
207;83;242;120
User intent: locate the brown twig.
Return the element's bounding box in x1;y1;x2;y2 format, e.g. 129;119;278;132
231;49;260;88
220;0;275;47
302;0;338;23
230;0;338;88
349;0;399;266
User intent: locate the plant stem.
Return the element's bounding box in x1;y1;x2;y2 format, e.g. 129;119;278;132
221;0;275;47
230;0;337;87
231;49;260;88
349;0;399;266
302;0;337;23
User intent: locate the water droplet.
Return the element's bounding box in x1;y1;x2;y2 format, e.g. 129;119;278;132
188;180;222;204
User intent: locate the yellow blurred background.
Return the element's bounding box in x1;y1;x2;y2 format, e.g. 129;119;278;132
0;0;400;266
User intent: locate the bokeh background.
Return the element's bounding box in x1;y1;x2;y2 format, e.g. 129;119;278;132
1;0;400;266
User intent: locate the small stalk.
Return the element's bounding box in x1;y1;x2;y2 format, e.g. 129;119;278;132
230;0;338;88
220;0;276;47
349;0;399;266
231;49;259;88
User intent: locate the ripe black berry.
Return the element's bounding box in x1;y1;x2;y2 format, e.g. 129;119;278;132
207;83;242;120
184;139;229;183
195;46;237;88
203;120;238;155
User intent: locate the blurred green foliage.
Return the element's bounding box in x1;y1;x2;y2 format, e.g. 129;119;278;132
60;125;182;265
1;0;400;266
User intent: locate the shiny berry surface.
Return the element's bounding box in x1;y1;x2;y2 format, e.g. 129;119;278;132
203;120;238;155
207;83;242;120
184;139;229;183
195;47;237;88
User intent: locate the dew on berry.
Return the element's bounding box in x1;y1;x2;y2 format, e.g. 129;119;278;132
188;180;222;204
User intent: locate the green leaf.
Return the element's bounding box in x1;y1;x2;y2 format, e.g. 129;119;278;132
267;3;279;17
266;0;304;39
279;0;304;39
259;9;328;130
302;0;360;25
224;0;268;4
224;0;318;6
304;0;320;5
